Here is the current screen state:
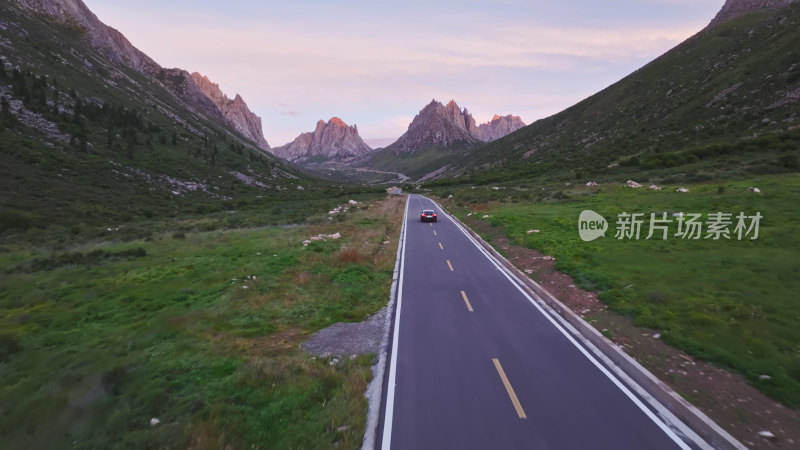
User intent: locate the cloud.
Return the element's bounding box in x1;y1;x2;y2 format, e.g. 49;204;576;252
83;0;720;145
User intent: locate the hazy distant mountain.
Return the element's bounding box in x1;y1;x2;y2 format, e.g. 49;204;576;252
473;114;526;142
272;117;372;162
191;73;270;150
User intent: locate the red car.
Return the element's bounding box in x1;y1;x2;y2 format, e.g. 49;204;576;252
420;209;437;222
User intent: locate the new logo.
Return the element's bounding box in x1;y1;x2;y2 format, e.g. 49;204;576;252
578;210;608;241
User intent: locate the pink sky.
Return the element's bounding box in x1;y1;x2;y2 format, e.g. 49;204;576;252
82;0;723;147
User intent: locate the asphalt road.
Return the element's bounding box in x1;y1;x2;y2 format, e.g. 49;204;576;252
380;194;693;450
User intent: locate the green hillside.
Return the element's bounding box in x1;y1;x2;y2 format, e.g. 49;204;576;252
0;3;364;245
436;5;800;185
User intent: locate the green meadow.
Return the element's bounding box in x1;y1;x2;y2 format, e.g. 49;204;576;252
0;196;405;449
441;174;800;407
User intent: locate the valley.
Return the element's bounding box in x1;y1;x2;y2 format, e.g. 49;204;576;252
1;0;799;449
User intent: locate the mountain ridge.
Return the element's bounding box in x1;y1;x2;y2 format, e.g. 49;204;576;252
191;72;270;150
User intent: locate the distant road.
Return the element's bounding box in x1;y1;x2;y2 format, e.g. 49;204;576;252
379;194;694;449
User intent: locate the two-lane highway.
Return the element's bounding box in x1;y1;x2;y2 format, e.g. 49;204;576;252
380;194;696;449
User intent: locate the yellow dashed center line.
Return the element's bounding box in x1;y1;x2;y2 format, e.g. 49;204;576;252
447;260;454;271
438;242;444;250
460;290;474;312
492;358;527;419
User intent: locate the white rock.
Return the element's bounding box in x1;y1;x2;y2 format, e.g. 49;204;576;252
482;215;490;219
150;418;160;426
586;181;599;187
759;374;772;380
653;333;661;339
242;285;248;289
297;185;304;190
649;185;661;190
348;200;358;205
757;431;776;439
676;187;689;193
302;240;311;246
626;180;641;188
328;232;341;239
527;230;540;234
747;187;761;193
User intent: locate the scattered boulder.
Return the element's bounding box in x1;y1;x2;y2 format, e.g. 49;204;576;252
585;181;599;187
757;431;776;440
746;187;761;193
649;185;661;190
676;187;690;193
527;230;540;234
759;374;772;381
348;199;359;205
626;180;642;188
150;418;160;427
302;232;341;246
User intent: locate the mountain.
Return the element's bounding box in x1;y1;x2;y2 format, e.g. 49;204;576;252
1;0;308;233
473;114;526;142
430;0;800;183
705;0;797;29
387;99;479;153
191;72;270;150
271;117;372;162
13;0;159;73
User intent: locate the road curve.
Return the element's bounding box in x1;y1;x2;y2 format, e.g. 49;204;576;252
379;194;699;450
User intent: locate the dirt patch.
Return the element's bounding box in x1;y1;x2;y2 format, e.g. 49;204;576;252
302;305;388;358
465;216;799;449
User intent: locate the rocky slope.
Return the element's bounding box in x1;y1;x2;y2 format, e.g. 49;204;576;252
473;114;526;142
705;0;797;29
191;73;270;150
14;0;159;72
12;0;269;150
1;0;307;231
272;117;372;162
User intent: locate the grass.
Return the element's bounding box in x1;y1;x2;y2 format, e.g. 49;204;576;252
439;174;800;407
0;195;406;449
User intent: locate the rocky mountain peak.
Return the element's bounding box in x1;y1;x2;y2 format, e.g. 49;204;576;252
388;99;478;153
706;0;797;29
387;99;525;153
271;117;372;163
191;72;270;150
473;114;526;142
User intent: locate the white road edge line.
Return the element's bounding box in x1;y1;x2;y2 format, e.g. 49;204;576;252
380;194;411;450
433;197;695;450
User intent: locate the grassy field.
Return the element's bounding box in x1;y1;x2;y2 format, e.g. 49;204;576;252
437;174;800;407
0;195;405;449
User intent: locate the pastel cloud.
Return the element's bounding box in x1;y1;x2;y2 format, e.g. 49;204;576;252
83;0;723;145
